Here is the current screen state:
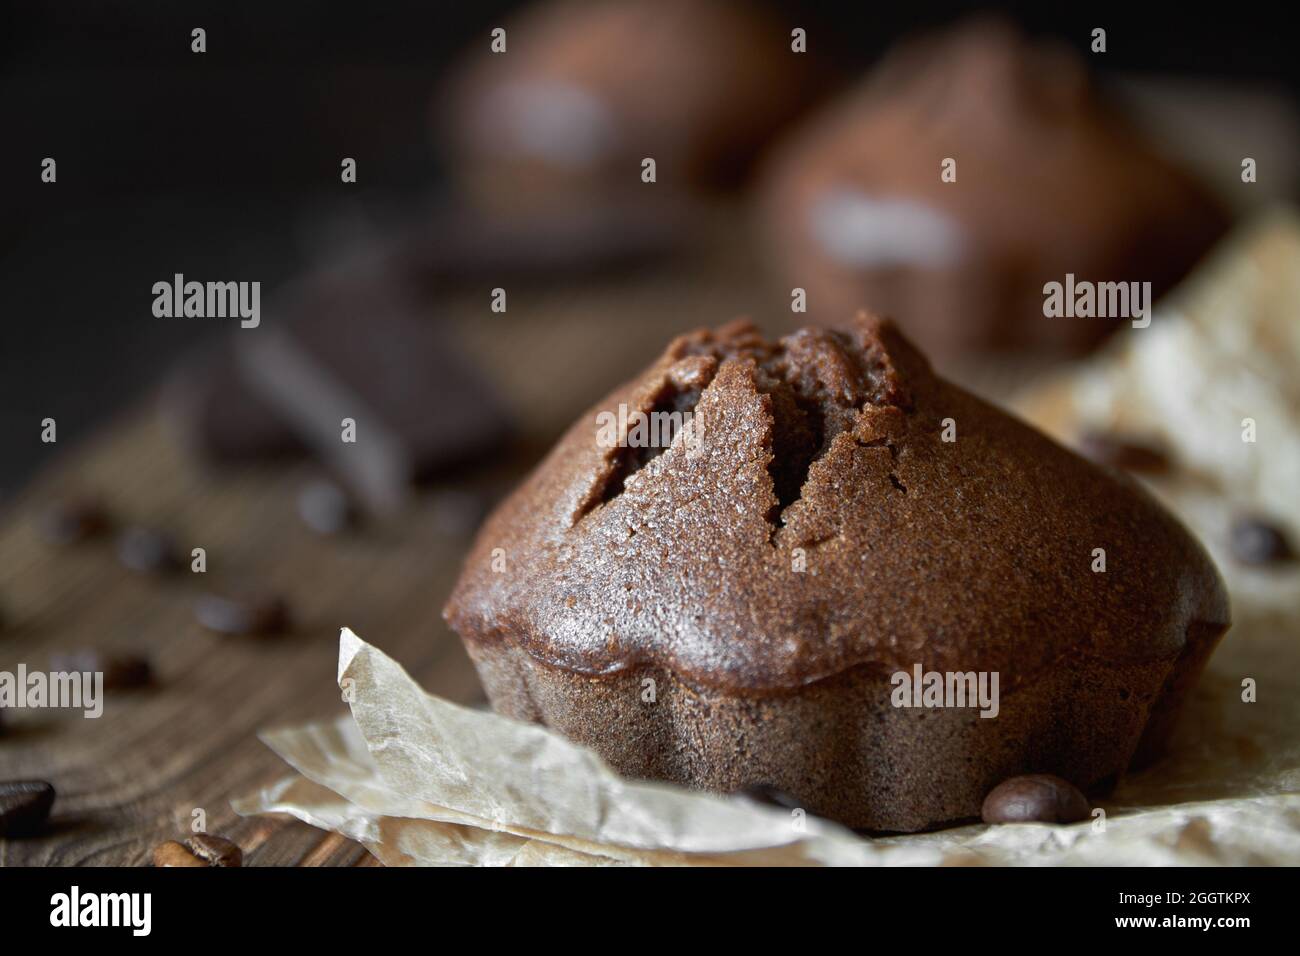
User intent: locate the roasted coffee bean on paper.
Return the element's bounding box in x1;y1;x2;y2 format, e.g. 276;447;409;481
981;774;1090;824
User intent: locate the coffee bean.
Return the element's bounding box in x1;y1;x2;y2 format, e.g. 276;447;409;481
297;479;355;535
194;591;291;636
981;774;1090;824
733;784;803;811
1077;430;1170;474
1230;516;1293;566
50;650;153;690
38;498;111;545
187;833;243;867
152;840;206;867
152;834;243;867
116;526;181;573
0;780;56;837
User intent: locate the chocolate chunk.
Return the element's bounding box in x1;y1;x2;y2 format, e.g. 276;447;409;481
981;774;1090;824
209;269;512;515
1077;430;1171;474
1230;516;1294;566
38;498;111;545
732;784;804;811
186;833;243;867
116;526;182;573
50;650;154;690
152;840;206;867
297;479;356;535
163;341;306;464
194;591;291;636
0;780;56;836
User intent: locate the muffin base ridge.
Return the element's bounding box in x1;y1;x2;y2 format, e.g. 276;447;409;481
464;618;1226;832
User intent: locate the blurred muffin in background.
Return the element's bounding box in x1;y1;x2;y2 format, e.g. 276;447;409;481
440;0;825;216
759;18;1230;360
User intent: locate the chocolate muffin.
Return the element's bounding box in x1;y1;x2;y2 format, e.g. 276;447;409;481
444;314;1229;831
759;19;1230;359
441;0;822;213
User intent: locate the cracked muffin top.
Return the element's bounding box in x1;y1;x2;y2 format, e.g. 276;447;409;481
445;314;1228;694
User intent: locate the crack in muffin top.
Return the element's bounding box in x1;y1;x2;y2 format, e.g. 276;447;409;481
445;313;1228;694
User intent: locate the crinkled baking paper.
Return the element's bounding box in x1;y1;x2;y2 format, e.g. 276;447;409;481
233;627;1300;866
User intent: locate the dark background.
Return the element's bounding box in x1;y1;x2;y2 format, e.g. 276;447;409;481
1;0;1295;496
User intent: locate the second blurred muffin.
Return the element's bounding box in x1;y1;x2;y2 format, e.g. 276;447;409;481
759;18;1230;360
441;0;824;214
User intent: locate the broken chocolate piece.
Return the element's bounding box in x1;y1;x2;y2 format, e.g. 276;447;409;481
234;272;511;515
163;340;306;464
164;260;513;514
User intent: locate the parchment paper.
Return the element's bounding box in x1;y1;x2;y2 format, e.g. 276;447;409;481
232;628;1300;866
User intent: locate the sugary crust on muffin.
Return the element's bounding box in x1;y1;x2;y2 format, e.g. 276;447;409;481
444;314;1229;695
